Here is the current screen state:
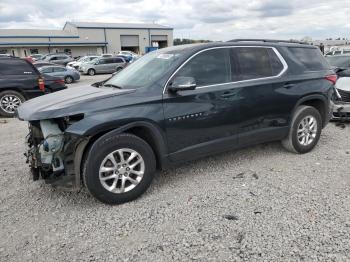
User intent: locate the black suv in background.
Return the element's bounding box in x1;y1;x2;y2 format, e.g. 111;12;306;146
0;57;66;117
17;40;335;204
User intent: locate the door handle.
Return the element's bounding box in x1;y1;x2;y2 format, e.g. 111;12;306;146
220;91;237;98
283;83;295;89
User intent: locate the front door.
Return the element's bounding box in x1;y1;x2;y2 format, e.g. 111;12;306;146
163;48;241;162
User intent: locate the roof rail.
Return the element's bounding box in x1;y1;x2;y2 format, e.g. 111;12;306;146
228;39;309;45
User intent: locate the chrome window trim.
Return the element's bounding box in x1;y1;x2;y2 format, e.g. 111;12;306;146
163;46;288;94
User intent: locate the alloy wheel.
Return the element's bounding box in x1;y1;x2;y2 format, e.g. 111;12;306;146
297;115;318;146
99;148;145;194
0;94;21;114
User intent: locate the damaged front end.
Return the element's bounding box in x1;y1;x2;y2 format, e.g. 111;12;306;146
25;117;88;190
332;87;350;122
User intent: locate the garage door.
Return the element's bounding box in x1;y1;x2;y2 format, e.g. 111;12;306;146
120;35;139;47
151;35;168;41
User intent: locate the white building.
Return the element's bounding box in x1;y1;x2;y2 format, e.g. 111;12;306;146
0;21;173;57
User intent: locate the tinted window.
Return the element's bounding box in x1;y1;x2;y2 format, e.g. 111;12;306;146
56;56;67;60
114;58;124;63
343;51;350;54
289;47;330;71
40;67;54;73
175;48;231;87
0;59;35;75
53;67;66;72
235;47;282;80
99;59;107;64
105;58;115;64
334;51;341;55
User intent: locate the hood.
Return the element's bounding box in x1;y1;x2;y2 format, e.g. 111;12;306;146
17;85;134;121
336;77;350;92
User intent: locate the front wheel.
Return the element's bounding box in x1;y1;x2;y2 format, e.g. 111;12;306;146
282;105;322;154
88;69;96;76
0;90;25;117
83;133;156;205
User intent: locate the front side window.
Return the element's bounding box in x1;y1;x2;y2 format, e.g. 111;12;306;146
234;47;282;80
40;67;54;73
175;48;231;87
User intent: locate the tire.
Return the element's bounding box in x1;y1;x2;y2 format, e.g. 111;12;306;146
88;69;95;76
116;67;123;72
0;90;25;117
282;106;322;154
64;75;74;84
83;133;156;205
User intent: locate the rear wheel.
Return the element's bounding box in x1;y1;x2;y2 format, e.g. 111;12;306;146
282;105;322;154
83;133;156;205
88;69;95;76
64;75;74;84
0;90;25;117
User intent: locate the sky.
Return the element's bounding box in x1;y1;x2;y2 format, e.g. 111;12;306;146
1;0;350;41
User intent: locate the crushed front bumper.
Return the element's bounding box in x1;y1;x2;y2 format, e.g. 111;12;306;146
26;123;89;191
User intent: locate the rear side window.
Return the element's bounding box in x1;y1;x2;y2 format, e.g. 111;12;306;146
289;47;330;71
0;59;36;75
234;47;284;80
175;48;231;87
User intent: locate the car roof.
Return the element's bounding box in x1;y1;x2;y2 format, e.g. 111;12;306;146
160;40;315;54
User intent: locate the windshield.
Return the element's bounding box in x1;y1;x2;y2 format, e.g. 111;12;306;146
87;58;99;64
103;51;182;89
77;56;88;62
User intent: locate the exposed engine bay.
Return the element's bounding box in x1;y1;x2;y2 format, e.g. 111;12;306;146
25;117;87;190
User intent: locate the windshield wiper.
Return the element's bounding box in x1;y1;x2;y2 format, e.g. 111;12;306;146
103;84;123;89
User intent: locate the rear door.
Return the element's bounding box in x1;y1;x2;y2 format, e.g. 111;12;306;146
232;47;290;146
163;47;241;162
0;59;39;98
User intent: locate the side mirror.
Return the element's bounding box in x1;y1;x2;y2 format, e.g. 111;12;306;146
168;76;196;92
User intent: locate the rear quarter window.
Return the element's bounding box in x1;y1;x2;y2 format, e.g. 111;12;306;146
289;47;330;71
0;59;36;75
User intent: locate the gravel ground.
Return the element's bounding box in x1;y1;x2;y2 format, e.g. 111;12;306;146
0;118;349;262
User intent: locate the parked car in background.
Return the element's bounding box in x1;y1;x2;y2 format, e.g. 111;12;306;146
43;54;74;66
33;62;58;69
116;54;134;63
17;40;335;204
326;55;350;119
100;54;113;58
24;57;35;63
38;66;80;84
0;56;66;117
29;54;44;61
118;51;139;57
80;57;126;75
67;55;99;70
325;49;350;56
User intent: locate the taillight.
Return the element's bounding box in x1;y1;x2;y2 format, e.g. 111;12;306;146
325;74;337;85
38;78;45;91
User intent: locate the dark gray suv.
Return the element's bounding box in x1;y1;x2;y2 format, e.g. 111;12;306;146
17;40;335;204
